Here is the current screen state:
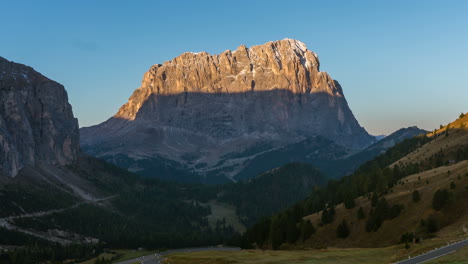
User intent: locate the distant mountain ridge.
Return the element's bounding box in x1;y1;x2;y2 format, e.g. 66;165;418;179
317;126;428;178
80;39;375;182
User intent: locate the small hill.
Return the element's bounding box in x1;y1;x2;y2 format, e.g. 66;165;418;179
303;160;468;248
393;113;468;167
242;113;468;250
427;113;468;137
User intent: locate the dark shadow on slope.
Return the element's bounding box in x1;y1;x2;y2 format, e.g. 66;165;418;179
80;89;375;183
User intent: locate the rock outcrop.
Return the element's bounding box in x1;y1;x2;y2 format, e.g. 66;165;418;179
81;39;375;182
0;57;80;177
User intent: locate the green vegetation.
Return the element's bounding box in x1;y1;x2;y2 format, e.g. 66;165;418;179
412;190;421;202
400;232;414;244
299;220;315;241
426;214;441;233
366;198;403;232
219;163;327;226
1;160;330;258
344;195;355;209
0;234;103;264
2;115;466;263
450;181;456;189
1;158;236;256
357;207;365;219
321;206;336;225
432;189;451;211
336;219;350;238
0;181;77;218
242;135;430;248
161;247;406;264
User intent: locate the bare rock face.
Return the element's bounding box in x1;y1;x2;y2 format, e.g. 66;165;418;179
81;39;374;182
0;57;80;177
115;39;334;120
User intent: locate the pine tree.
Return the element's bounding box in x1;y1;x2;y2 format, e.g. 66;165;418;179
357;207;365;219
299;220;315;241
286;216;299;243
412;190;420;202
371;193;379;207
337;219;350;238
344;196;356;209
269;216;283;250
432;189;450;210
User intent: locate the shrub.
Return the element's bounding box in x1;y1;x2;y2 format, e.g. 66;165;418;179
432;189;450;210
420;219;426;227
450;181;456;189
400;232;414;244
299;220;315;241
337;219;350;238
344;196;355;209
371;193;379;207
357;207;365;220
427;214;441;233
412;190;421;203
321;207;336;225
366;198;403;232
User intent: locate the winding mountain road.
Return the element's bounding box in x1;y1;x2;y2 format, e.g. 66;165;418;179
0;195;115;244
113;247;241;264
395;238;468;264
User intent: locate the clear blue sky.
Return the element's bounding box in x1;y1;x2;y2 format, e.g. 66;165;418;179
1;0;467;135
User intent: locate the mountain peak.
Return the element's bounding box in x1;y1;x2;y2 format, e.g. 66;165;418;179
115;39;334;121
81;40;374;182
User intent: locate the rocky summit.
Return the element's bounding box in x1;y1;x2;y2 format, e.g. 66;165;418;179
80;39;375;182
0;57;80;177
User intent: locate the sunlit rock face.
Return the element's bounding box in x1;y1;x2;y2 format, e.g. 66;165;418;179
81;39;374;182
0;57;80;177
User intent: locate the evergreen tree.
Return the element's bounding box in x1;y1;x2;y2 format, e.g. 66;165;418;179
427;214;440;233
450;181;456;189
321;206;336;225
299;220;315;241
344;196;355;209
412;190;420;202
371;193;379;207
269;216;283;250
432;189;450;210
336;219;350;238
357;207;365;219
286;216;299;244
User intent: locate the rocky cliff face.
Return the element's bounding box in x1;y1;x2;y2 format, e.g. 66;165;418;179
0;57;80;177
81;39;374;182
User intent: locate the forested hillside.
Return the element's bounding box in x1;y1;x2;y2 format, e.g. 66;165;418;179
242;115;468;249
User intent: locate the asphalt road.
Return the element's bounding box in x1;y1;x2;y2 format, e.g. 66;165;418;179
395;238;468;264
113;247;241;264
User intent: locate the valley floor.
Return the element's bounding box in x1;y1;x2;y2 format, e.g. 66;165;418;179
160;239;468;264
